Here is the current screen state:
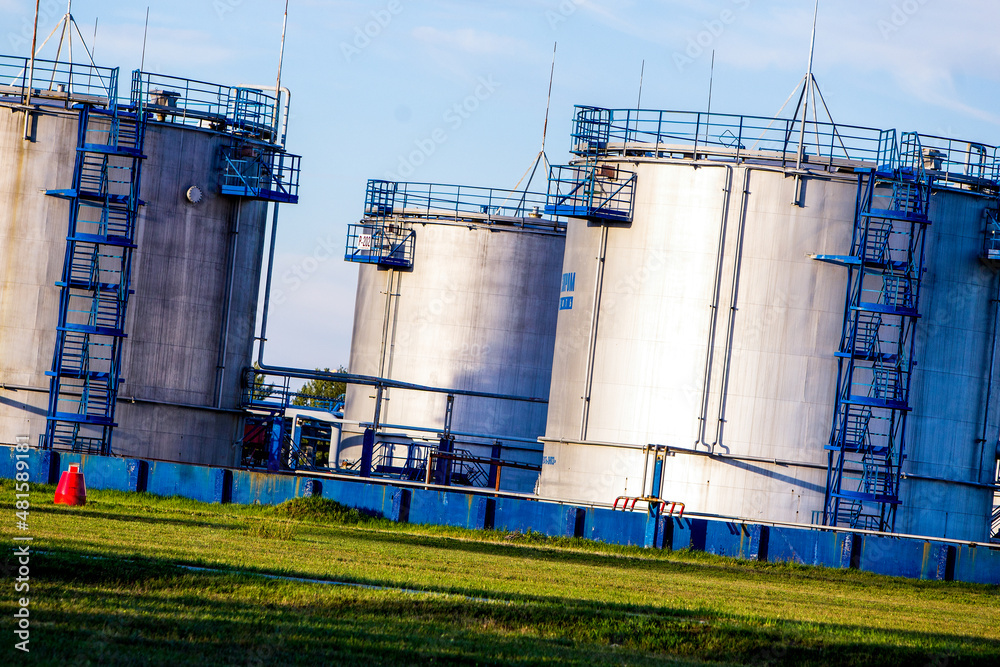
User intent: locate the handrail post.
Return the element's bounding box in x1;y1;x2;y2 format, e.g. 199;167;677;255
737;117;744;161
693;112;700;159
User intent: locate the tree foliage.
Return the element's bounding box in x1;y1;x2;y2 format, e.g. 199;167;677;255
292;366;347;410
249;363;274;401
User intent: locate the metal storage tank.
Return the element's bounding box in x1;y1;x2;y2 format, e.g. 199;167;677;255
537;106;999;541
0;55;299;466
341;181;565;492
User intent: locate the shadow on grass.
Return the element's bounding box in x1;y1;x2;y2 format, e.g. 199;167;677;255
8;547;998;667
30;503;257;532
27;499;982;598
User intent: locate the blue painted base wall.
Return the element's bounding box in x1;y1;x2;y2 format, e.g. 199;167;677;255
2;446;997;585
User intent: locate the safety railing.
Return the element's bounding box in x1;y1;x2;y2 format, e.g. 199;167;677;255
361;179;562;229
844;365;910;409
345;221;415;268
0;54;117;106
612;496;685;518
241;370;344;414
546;163;636;221
220;145;301;203
131;70;282;143
905;133;1000;189
425;449;540;490
568;105;888;166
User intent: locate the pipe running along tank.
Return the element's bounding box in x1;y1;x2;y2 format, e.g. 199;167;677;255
341;180;565;492
0;55;300;465
536;106;1000;541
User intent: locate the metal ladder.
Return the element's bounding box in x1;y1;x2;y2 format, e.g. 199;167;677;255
824;133;932;532
42;94;147;455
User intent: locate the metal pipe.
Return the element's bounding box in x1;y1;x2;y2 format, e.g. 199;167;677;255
712;166;755;452
580;224;609;440
274;0;289;138
979;272;1000;483
357;420;543;448
0;383;47;393
900;472;998;492
255;202;280;364
118;395;244;415
696;164;734;449
215;199;242;408
795;0;820;172
374;268;401;424
237;85;292;147
253;364;549;404
22;0;41;139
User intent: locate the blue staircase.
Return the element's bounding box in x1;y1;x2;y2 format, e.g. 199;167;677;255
42;91;148;455
821;133;932;531
545;106;636;222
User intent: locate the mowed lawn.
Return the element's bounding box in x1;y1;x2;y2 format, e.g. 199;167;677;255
2;480;998;666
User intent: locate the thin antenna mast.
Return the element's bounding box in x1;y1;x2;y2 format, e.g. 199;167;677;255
512;42;557;196
140;7;149;71
23;0;41;138
636;59;645;109
795;0;820;170
274;0;289;134
705;50;715;143
541;42;556;153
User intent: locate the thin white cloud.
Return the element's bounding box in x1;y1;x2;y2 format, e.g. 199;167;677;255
86;25;235;71
411;26;528;57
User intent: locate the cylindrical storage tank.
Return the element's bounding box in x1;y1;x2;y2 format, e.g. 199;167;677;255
0;68;272;466
537;107;998;541
342;182;565;492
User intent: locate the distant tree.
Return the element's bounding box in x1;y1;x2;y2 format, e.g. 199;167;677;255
249;363;274;402
292;366;347;410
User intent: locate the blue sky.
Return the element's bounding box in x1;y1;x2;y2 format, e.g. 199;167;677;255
3;0;999;370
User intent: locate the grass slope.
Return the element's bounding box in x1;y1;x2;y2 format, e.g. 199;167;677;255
2;481;998;666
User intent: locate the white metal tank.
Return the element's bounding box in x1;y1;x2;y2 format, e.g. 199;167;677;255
0;57;296;466
537;107;999;541
342;181;565;492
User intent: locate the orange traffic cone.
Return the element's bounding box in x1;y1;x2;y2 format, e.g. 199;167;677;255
54;464;87;506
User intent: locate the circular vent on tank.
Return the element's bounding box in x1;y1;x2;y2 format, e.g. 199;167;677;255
186;185;203;204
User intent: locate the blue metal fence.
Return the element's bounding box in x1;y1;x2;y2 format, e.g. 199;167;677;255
362;179;558;224
545;163;636;221
220;144;301;203
130;70;282;143
568;105;889;165
0;54;118;105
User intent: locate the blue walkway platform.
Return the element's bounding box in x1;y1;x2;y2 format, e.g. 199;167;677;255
3;446;997;585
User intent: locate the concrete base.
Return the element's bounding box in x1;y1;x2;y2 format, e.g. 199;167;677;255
3;445;998;585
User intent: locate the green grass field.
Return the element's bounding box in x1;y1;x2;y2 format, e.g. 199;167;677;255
2;479;998;666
